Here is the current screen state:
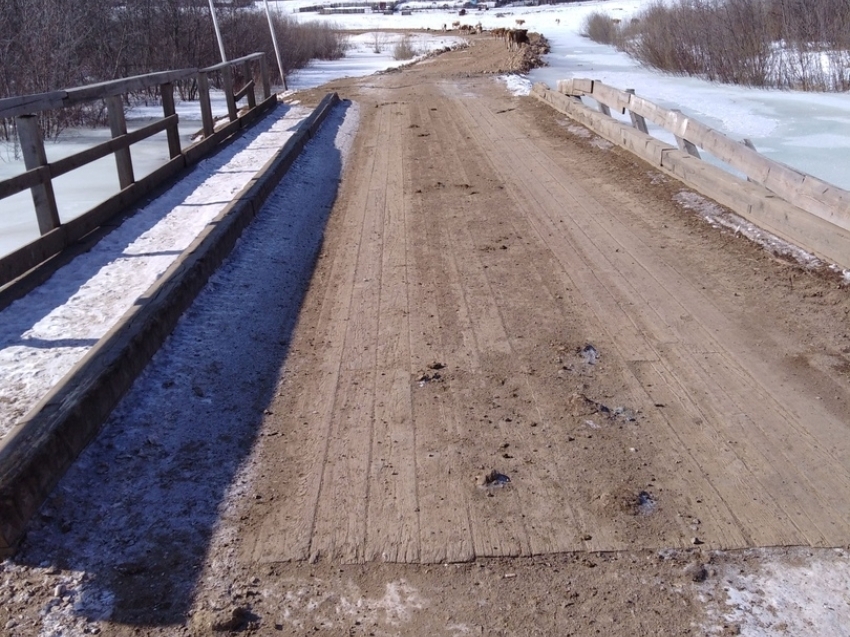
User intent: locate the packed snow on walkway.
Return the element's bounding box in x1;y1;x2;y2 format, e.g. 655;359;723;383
0;103;311;437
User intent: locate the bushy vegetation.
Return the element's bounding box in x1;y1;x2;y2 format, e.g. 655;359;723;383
392;36;418;61
581;0;850;91
580;11;620;45
0;0;346;137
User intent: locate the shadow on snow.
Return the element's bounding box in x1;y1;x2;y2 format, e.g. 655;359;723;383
12;101;353;627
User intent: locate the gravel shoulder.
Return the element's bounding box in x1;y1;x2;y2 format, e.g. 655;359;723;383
3;34;850;637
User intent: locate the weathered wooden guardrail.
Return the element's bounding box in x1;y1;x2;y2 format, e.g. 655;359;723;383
0;53;273;291
532;79;850;269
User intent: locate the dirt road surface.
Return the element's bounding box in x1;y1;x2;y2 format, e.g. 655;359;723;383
4;35;850;636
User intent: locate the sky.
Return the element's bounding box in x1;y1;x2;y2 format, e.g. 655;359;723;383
1;2;849;634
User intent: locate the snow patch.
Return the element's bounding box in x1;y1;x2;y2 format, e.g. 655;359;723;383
673;190;830;270
500;74;532;96
702;548;850;636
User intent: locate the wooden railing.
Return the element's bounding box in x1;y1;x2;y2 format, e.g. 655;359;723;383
0;53;274;290
532;79;850;269
555;78;850;232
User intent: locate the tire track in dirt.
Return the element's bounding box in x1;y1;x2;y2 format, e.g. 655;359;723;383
454;85;850;549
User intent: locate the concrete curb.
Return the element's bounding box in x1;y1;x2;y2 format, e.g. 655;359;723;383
531;83;850;270
0;92;342;555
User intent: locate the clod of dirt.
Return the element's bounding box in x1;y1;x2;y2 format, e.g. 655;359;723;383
191;605;258;634
481;470;511;487
684;562;709;582
429;362;446;370
579;344;598;365
614;406;638;422
567;392;598;416
595;487;656;516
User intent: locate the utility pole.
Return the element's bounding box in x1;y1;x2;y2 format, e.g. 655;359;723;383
207;0;227;64
263;0;288;90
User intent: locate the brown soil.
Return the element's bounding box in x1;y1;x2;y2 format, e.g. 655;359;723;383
4;34;850;637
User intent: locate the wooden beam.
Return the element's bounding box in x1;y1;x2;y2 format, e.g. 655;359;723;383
63;69;195;105
106;96;135;189
15;115;60;235
259;56;271;100
0;167;47;201
49;117;175;179
198;72;215;138
625;89;648;134
223;67;238;122
234;79;256;106
241;60;257;109
0;91;66;119
200;52;264;74
160;83;182;160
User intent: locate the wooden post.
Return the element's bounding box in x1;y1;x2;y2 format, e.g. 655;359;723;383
742;138;757;182
672;110;701;158
597;101;611;117
259;56;271;100
198;71;215;138
626;89;648;134
16;114;60;235
160;82;182;159
106;95;134;189
242;60;256;109
222;66;238;122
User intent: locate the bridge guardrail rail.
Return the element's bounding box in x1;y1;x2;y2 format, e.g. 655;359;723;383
0;54;274;291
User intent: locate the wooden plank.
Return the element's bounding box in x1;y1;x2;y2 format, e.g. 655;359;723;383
592;81;630;113
0;91;67;119
49;117;174;179
241;61;256;109
222;67;238;122
0;167;46;201
161;82;182;159
200;52;264;74
233;79;255;104
63;68;195;104
198;72;215;138
626;89;648;134
106;96;135;189
673;110;701;158
0;227;67;291
16;115;60;235
259;56;271;99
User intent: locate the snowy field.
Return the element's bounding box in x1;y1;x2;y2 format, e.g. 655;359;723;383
280;0;850;192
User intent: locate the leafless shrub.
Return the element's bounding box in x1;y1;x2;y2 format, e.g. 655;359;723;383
614;0;850;91
0;1;347;139
393;35;418;61
581;11;621;45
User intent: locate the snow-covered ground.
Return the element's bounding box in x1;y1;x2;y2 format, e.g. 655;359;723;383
280;0;850;193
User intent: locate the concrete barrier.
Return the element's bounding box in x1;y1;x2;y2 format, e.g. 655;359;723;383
532;82;850;270
0;93;342;556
